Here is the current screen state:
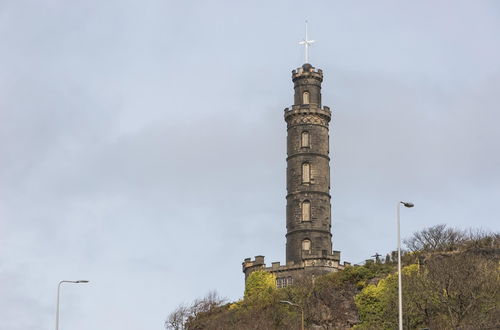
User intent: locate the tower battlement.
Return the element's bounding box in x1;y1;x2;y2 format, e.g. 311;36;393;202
292;63;323;81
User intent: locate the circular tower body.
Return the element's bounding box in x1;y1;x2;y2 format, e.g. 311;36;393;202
284;63;335;265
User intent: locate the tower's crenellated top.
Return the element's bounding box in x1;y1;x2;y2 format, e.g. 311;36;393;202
292;63;323;82
290;63;324;108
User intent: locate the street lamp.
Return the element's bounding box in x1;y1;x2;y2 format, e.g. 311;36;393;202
56;280;89;330
280;300;304;330
397;201;414;330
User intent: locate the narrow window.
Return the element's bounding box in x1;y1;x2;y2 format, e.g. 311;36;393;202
302;200;311;221
301;131;310;147
302;239;311;251
302;163;310;183
303;91;310;104
287;277;293;286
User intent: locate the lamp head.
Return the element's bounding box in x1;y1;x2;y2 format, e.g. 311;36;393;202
76;280;89;283
401;202;414;208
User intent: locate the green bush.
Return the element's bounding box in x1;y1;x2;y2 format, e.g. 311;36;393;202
243;270;276;302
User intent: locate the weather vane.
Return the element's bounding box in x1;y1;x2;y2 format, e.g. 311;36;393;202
299;20;315;64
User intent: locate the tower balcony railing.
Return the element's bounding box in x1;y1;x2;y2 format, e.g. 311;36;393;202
284;104;330;112
284;105;331;122
302;251;341;262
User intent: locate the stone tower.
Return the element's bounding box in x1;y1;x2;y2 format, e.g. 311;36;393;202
285;63;335;265
242;63;348;286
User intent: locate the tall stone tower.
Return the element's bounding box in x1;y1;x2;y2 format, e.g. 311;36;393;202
242;63;348;286
285;63;334;265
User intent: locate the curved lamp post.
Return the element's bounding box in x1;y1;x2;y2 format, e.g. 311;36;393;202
397;201;414;330
280;300;304;330
56;280;89;330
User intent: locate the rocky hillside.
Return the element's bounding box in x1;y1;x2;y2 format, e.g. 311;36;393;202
166;225;499;329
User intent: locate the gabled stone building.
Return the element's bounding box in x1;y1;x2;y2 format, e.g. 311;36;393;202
243;63;350;287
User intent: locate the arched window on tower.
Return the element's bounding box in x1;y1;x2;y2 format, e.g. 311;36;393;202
302;163;310;183
303;91;310;105
301;200;311;221
301;131;310;148
302;239;311;252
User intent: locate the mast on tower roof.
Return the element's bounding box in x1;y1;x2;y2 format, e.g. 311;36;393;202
299;20;315;64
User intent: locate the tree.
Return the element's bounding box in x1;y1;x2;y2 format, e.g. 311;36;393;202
165;304;189;330
425;252;499;328
355;264;444;329
244;270;276;302
404;224;466;252
165;291;225;330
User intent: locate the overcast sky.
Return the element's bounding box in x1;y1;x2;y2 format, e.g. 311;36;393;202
1;1;499;329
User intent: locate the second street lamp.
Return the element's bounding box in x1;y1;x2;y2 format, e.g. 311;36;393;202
279;300;304;330
397;201;414;330
55;280;89;330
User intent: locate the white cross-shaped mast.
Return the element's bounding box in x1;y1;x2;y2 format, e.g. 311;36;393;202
299;20;315;64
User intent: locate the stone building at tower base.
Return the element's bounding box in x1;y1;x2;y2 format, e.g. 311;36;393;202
243;253;351;287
